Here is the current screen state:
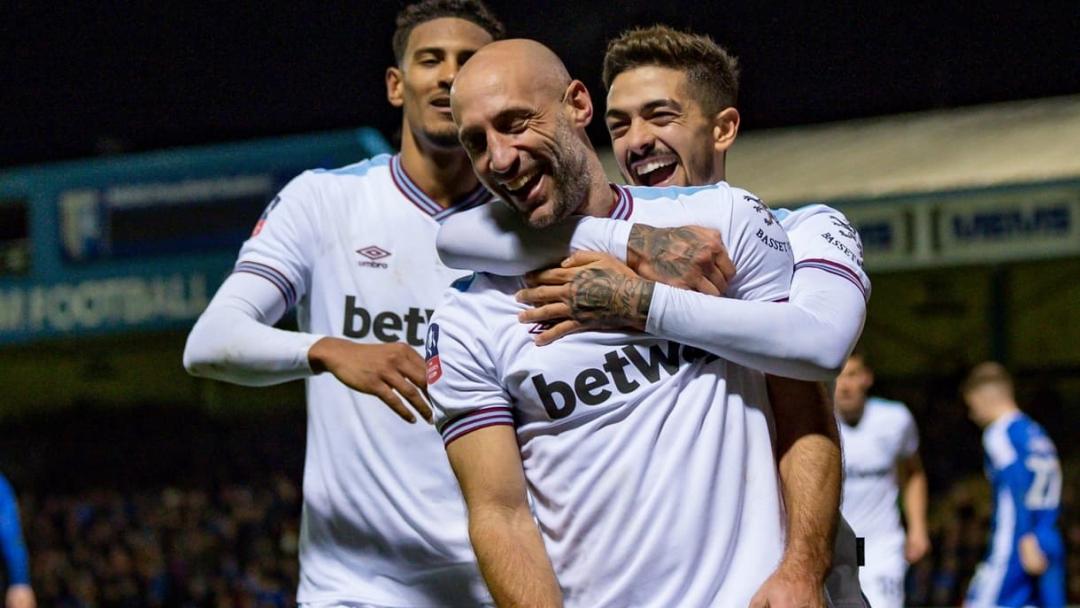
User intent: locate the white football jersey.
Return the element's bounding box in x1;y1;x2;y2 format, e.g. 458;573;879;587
428;183;792;607
236;154;492;606
775;204;871;301
838;397;919;543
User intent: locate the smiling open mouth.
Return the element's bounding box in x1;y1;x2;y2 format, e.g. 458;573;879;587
505;169;542;199
632;156;678;186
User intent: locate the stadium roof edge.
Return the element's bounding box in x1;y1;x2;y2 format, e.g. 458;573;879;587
598;95;1080;205
725;94;1080;204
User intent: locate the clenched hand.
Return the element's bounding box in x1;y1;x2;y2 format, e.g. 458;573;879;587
516;251;654;345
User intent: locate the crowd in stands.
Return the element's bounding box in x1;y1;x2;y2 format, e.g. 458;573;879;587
23;477;301;608
18;466;1079;606
2;402;1076;606
1;404;305;607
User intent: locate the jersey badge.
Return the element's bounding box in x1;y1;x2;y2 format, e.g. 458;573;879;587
830;215;857;241
251;195;281;236
746;195;777;226
425;323;442;383
827;215;865;261
357;245;391;269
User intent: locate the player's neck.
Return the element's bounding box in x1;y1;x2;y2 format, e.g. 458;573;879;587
398;130;480;209
711;155;727;184
579;153;620;218
839;401;866;426
988;402;1021;426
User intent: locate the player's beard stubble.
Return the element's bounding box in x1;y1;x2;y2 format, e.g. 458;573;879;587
528;113;592;229
424;120;462;149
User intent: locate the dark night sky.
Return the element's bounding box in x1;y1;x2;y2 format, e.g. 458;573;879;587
4;1;1079;168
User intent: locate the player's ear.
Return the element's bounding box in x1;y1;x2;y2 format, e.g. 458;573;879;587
386;66;405;108
563;80;593;128
712;107;740;153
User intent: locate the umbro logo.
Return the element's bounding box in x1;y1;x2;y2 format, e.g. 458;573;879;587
357;245;391;268
358;245;391;260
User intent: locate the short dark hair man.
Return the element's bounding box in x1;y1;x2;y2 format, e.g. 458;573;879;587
184;1;504;605
835;353;930;608
431;38;800;606
437;26;872;607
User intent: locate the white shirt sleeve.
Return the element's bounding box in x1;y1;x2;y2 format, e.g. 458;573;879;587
644;189;864;380
426;280;515;446
716;189;792;302
784;205;871;300
899;406;920;458
435;201;632;273
182;172;326;386
442;188;868;380
645;267;865;380
183;272;324;386
231;171;323;307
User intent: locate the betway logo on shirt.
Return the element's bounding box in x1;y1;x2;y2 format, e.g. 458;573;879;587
341;295;433;346
531;342;719;419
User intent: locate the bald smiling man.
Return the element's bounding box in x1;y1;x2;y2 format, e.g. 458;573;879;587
425;39;818;607
436;27;874;607
453;40;602;228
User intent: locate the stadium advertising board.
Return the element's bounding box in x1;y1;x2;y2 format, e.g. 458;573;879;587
937;189;1079;263
0;128;391;345
0;270;210;341
841;206;912;269
0;198;30;277
836;182;1080;271
59;173;286;262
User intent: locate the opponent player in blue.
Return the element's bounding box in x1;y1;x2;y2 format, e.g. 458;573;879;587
962;362;1065;608
0;473;34;608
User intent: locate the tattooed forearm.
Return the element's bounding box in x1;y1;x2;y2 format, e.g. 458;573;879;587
635;280;654;322
627;224;649;265
627;224;722;289
569;268;654;330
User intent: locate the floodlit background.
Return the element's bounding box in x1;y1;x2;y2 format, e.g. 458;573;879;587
2;1;1078;605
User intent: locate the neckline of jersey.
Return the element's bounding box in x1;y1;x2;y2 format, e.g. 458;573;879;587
608;184;634;220
985;409;1022;435
389;154;491;222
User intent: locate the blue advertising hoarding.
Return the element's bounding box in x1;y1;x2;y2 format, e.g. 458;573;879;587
837;181;1080;272
0;128;390;344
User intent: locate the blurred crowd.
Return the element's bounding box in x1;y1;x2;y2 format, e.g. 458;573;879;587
16;464;1078;606
905;465;1080;605
0;405;306;607
22;476;301;608
2;405;1075;606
